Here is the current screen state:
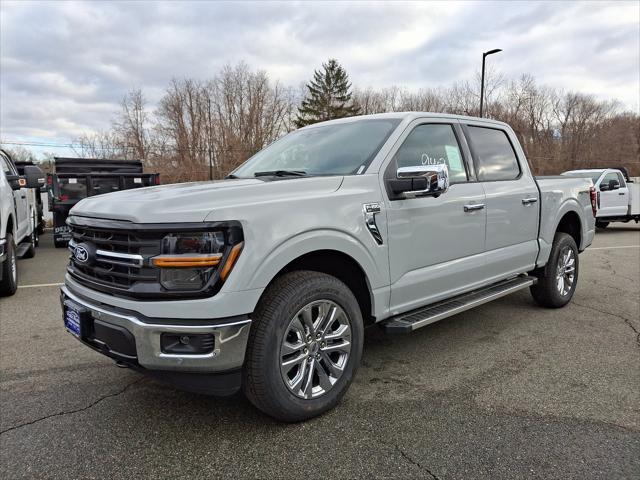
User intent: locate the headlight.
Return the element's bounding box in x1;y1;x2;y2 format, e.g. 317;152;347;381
151;224;243;292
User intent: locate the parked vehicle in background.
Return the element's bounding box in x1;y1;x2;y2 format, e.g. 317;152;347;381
1;149;45;296
563;167;640;228
47;158;160;248
60;113;595;421
15;160;47;234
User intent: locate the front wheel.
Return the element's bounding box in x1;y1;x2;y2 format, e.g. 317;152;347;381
595;221;609;229
530;232;579;308
243;271;363;422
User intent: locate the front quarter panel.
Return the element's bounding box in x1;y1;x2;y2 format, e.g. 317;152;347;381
208;175;391;317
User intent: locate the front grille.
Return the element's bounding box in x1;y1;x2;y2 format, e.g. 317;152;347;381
66;216;243;300
67;222;163;295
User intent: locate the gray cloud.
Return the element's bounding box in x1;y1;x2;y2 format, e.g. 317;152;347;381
1;0;638;152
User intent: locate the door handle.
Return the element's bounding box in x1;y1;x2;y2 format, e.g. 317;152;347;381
463;203;485;212
522;197;538;205
618;192;625;196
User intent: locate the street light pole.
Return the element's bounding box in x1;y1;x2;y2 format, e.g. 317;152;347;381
480;48;502;118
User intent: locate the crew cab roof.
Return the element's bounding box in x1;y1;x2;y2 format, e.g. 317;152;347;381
299;112;511;130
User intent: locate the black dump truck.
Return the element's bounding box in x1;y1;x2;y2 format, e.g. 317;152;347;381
48;157;160;247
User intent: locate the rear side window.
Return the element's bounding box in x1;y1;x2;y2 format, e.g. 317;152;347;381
467;126;520;181
58;178;88;200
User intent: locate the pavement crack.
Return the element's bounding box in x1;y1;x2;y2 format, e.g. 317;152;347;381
573;301;640;349
0;377;144;436
394;444;440;480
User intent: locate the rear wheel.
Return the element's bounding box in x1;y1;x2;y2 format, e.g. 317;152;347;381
0;234;18;296
530;232;578;308
243;271;363;422
22;218;37;258
595;221;609;229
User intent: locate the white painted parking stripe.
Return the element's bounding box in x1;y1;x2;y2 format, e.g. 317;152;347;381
588;245;640;251
18;282;64;289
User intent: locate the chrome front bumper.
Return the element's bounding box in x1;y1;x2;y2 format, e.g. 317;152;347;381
61;285;251;373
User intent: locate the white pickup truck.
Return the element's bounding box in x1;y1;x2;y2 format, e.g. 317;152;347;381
61;113;596;421
1;149;45;296
563;168;640;228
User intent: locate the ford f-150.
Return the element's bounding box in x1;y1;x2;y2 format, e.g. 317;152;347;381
60;113;596;421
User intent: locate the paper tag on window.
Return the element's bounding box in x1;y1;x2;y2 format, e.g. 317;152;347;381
68;178;77;184
134;178;142;183
445;146;463;172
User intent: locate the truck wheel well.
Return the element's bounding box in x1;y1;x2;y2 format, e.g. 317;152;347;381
556;211;581;249
274;250;374;325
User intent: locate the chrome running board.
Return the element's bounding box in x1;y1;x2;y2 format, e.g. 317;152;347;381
382;276;537;334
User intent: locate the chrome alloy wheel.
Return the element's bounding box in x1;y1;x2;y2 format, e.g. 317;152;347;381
280;300;352;399
556;246;576;296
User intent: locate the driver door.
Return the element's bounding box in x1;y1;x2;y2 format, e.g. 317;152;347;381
598;171;629;216
383;119;487;315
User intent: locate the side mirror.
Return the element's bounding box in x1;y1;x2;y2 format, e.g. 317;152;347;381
23;165;45;189
608;179;620;191
388;164;449;198
5;174;24;191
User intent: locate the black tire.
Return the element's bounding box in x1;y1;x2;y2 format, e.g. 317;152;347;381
22;218;37;258
595;221;609;229
530;232;579;308
22;220;38;258
242;270;364;422
0;234;18;297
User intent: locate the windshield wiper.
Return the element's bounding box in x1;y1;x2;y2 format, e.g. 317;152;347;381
254;170;307;178
225;174;239;179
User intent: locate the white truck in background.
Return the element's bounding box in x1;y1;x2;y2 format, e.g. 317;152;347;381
0;149;45;296
563;168;640;228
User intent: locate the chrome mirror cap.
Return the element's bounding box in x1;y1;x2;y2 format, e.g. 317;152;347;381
396;164;449;198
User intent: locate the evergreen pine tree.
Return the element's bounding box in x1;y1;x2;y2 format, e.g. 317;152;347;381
295;59;361;128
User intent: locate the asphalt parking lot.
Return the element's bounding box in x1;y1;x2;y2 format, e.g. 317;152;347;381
1;226;638;479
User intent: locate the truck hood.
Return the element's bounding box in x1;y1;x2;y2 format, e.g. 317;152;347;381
70;176;344;223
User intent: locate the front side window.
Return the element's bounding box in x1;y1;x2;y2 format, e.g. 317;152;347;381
391;124;468;183
0;154;16;176
467;126;520;181
232;119;401;178
600;172;620;189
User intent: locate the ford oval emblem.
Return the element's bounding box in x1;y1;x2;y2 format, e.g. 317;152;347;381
74;245;89;263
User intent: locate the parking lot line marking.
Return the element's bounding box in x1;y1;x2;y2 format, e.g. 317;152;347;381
588;245;640;251
18;282;64;289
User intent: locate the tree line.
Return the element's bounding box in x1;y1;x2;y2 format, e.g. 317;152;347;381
30;59;640;180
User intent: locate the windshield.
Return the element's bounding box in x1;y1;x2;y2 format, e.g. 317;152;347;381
563;170;604;185
232;119;401;178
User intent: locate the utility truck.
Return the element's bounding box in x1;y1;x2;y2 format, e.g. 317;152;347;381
60;113;596;421
563;167;639;228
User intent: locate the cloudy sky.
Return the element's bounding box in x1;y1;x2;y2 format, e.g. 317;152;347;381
1;0;638;157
